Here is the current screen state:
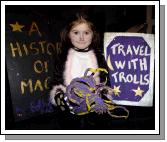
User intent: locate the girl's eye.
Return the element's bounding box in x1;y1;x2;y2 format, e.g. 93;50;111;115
85;31;90;35
73;31;78;35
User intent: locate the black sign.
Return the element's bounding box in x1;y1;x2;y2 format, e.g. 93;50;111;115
5;13;61;121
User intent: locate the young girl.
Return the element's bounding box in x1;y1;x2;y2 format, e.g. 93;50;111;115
49;13;109;129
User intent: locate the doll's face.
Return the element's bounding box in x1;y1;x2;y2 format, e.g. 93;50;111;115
69;23;93;49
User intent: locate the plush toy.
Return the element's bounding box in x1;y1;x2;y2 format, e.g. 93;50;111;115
64;68;129;119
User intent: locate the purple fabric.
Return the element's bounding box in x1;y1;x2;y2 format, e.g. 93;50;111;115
65;75;113;115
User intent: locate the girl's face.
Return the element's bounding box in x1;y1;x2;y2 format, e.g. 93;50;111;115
69;23;93;49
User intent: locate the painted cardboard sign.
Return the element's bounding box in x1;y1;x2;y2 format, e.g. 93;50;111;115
104;33;154;106
5;14;61;121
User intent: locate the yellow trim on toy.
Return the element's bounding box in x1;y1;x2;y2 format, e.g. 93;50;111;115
86;95;91;112
86;68;108;75
69;98;80;105
73;88;84;98
76;111;89;115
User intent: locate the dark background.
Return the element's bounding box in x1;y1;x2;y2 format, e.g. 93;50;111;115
5;5;155;130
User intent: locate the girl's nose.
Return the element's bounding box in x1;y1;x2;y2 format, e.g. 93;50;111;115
79;33;84;41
